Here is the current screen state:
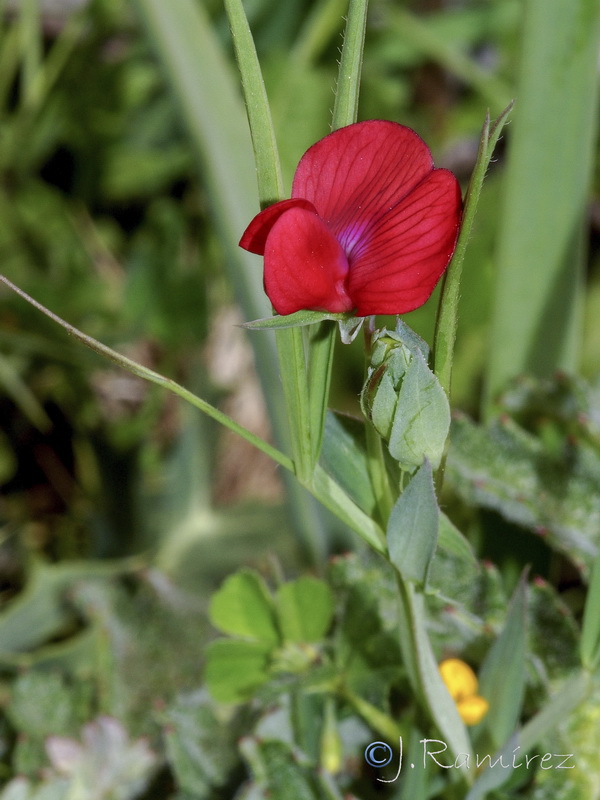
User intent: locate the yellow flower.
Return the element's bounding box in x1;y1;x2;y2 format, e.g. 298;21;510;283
439;658;489;726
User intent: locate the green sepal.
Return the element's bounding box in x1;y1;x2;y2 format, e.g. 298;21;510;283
242;309;360;333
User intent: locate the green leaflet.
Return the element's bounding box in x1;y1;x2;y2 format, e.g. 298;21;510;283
204;639;273;704
276;577;334;644
209;570;280;646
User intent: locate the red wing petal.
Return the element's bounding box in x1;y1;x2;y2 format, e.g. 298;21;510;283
239;198;316;255
291;121;434;243
263;207;353;315
347;169;462;316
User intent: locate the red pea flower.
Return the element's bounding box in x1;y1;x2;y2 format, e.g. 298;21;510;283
239;120;462;317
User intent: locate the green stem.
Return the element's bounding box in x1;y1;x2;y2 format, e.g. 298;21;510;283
224;0;316;482
19;0;42;107
580;542;600;669
0;275;293;473
283;327;314;482
432;103;513;492
433;103;513;400
332;0;369;129
310;465;386;554
306;322;335;465
364;421;394;526
2;274;390;556
362;319;395;526
302;0;370;468
223;0;284;204
466;671;591;800
395;575;474;778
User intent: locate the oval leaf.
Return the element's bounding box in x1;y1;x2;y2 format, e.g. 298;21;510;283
276;577;334;643
209;569;279;645
205;639;272;703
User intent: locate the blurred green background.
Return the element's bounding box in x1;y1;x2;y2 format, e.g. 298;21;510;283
0;0;599;796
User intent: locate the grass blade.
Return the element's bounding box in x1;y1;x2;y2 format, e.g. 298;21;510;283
433;103;513;400
307;0;369;465
0;275;293;473
484;0;600;406
134;0;331;560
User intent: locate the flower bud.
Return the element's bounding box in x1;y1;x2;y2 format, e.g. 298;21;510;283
361;323;450;471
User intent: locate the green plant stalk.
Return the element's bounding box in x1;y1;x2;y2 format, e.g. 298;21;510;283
415;103;514;752
1;274;387;554
0;275;293;472
312;464;386;553
362;321;395;525
395;578;473;780
361;350;472;766
25;8;88;113
432;104;513;495
433;103;513;401
134;0;332;562
364;420;394;525
517;670;591;752
306;0;369;466
224;0;316;483
306;322;336;464
331;0;368;128
223;0;284;206
2;10;91;169
279;325;314;483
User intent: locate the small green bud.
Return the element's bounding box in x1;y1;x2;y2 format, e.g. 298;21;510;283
361;323;450;471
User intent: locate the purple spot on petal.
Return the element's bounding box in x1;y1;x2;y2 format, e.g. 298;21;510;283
338;222;368;259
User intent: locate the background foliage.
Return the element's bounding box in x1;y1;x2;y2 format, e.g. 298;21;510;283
0;0;599;797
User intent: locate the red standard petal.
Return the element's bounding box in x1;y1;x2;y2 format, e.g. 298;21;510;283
291;120;434;248
263;207;353;315
239;198;316;255
347;169;462;316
